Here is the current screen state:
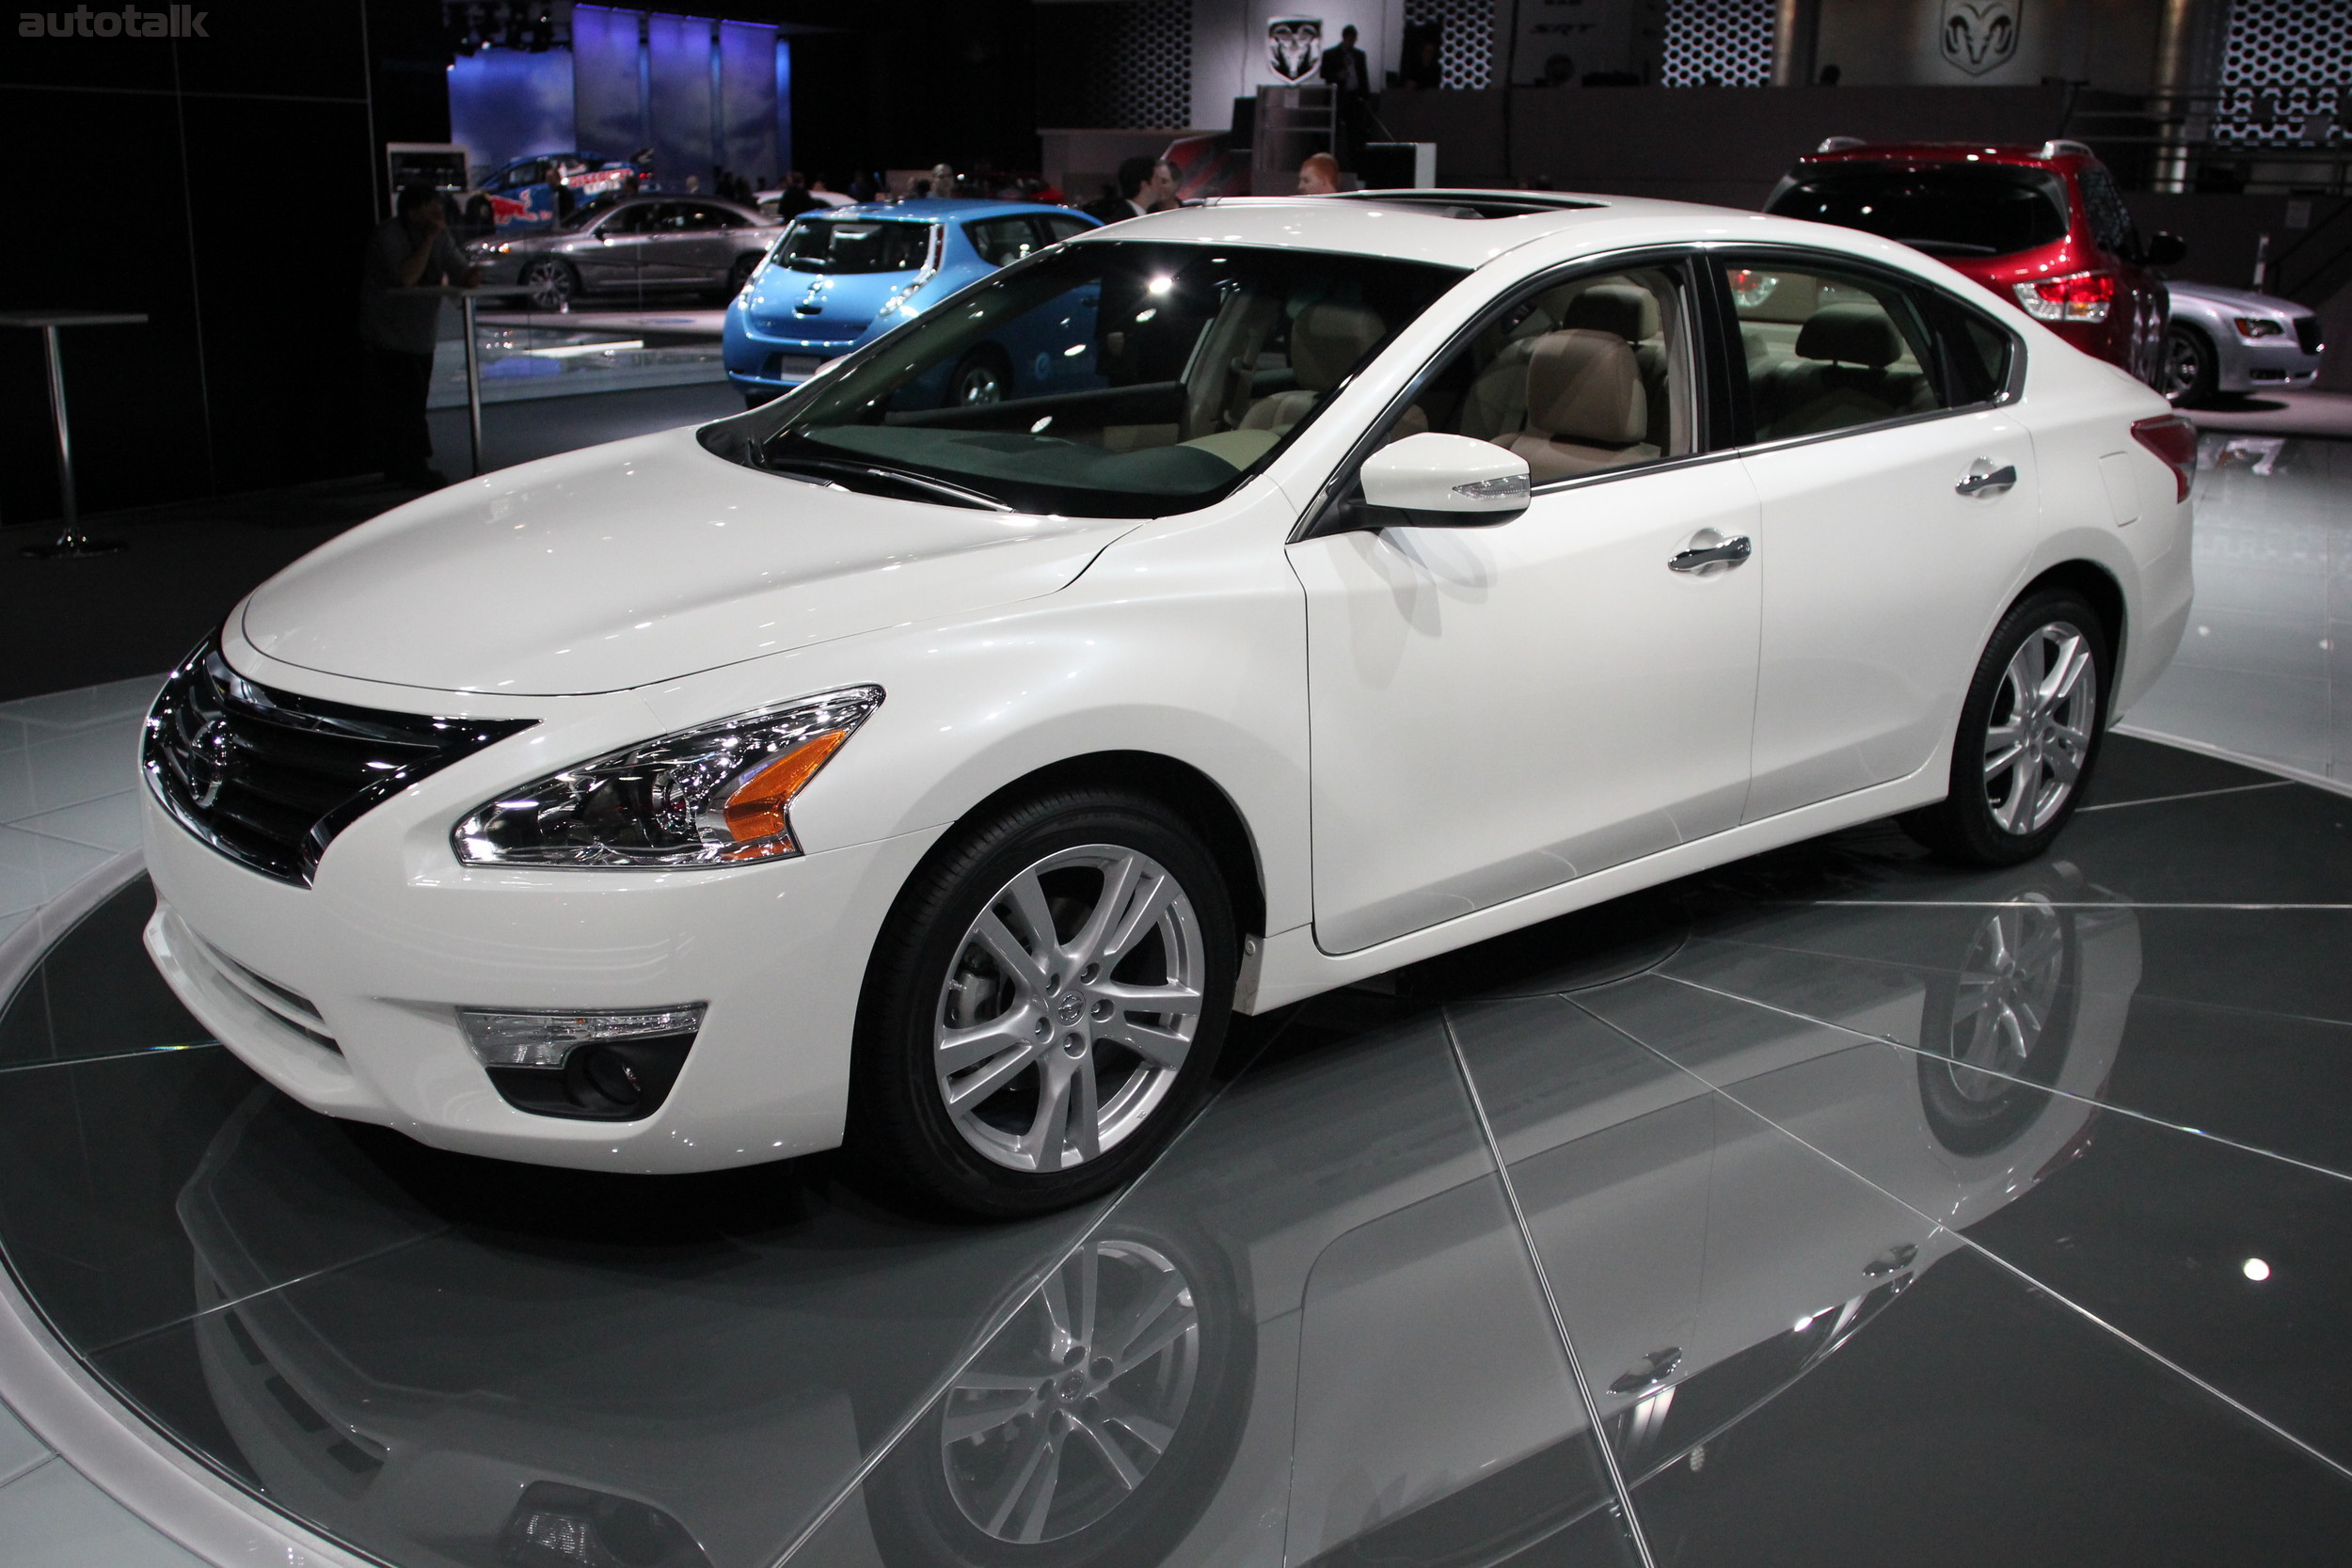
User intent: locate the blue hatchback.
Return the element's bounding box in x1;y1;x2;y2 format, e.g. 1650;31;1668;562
723;199;1102;405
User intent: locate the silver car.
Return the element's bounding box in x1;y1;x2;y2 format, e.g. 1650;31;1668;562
2160;280;2325;405
465;195;779;310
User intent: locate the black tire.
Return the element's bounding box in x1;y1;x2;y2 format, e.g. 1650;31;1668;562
521;256;579;311
722;251;761;302
2159;324;2217;407
949;347;1013;406
867;1219;1252;1568
850;789;1235;1219
1899;589;2108;867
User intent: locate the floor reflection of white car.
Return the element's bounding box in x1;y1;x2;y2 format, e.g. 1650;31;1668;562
176;882;2132;1568
142;191;2193;1218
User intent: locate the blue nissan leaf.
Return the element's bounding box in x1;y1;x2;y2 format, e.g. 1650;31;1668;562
723;198;1103;406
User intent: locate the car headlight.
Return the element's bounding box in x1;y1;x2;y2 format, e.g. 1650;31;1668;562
453;686;882;868
2232;315;2285;339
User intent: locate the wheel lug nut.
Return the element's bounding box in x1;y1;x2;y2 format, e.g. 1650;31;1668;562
1079;963;1099;983
1091;999;1112;1021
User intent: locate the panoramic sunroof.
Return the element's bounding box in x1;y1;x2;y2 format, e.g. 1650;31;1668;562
1333;190;1605;219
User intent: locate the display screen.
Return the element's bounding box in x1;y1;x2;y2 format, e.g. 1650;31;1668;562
1767;163;2072;259
777;219;938;275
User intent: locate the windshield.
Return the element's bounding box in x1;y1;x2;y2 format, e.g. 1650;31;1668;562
1767;163;2071;258
703;241;1464;518
778;218;939;275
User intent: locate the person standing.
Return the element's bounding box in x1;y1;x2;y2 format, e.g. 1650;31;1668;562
1296;151;1342;195
1086;156;1178;224
359;185;479;490
1319;24;1373;172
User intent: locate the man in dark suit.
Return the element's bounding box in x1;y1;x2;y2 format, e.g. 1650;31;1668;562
1318;24;1373;171
1318;24;1369;93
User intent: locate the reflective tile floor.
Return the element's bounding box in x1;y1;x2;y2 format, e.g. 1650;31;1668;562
3;735;2351;1567
2122;434;2352;787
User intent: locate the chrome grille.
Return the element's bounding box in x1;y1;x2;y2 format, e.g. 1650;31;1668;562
143;637;533;886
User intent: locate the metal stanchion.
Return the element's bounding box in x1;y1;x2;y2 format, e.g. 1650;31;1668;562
2;312;148;558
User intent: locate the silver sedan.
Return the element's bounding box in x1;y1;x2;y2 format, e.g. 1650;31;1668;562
466;195;779;310
2160;280;2325;405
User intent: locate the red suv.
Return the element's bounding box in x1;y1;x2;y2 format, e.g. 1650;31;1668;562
1765;139;2184;385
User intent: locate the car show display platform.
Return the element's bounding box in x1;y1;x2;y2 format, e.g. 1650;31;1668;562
1;736;2348;1567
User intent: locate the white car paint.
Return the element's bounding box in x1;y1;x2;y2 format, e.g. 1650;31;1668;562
142;194;2191;1172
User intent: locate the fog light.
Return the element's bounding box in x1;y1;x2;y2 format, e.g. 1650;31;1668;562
459;1006;707;1069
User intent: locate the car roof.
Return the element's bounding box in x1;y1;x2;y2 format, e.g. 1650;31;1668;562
811;198;1095;224
1066;191;1842;272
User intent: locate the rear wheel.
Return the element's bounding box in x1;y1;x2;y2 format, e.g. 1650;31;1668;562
2159;324;2216;407
1900;590;2107;867
850;790;1234;1218
723;252;761;301
521;256;579;312
950;348;1012;406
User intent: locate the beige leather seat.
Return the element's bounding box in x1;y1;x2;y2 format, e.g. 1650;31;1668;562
1748;304;1935;439
1498;329;1658;483
1239;301;1388;435
1561;285;1670;446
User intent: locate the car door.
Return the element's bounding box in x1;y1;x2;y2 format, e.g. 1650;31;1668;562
1720;255;2041;823
666;201;744;286
1288;258;1763;955
630;201;706;289
574;200;654;293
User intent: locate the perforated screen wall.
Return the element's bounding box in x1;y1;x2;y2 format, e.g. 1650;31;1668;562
1661;0;1775;87
1404;0;1498;90
2217;0;2352;146
1039;0;1193;130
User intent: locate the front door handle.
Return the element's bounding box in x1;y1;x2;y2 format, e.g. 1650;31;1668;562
1956;462;2018;498
1668;534;1753;573
1609;1346;1685;1396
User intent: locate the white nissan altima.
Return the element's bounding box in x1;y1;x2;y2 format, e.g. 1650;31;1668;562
141;191;2194;1215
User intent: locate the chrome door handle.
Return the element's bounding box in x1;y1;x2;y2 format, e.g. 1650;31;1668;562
1609;1346;1685;1396
1864;1242;1920;1278
1668;534;1753;573
1955;463;2018;498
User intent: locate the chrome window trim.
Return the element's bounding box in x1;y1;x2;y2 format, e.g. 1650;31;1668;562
1691;242;2028;463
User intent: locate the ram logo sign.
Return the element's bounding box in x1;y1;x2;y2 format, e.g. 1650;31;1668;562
1940;0;2021;77
1268;17;1321;83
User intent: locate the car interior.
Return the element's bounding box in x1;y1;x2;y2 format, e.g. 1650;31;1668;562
1724;266;1945;439
1373;268;1693;483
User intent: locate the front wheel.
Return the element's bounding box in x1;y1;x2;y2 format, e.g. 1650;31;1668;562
2159;325;2216;407
1900;590;2107;867
850;790;1235;1218
722;252;761;301
950;348;1011;406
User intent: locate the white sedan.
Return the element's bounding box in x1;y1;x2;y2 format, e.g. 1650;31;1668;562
140;192;2195;1215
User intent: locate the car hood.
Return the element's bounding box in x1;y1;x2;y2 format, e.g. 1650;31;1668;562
2166;280;2297;313
239;427;1134;697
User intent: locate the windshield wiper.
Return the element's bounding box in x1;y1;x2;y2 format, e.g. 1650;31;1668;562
762;454;1012;512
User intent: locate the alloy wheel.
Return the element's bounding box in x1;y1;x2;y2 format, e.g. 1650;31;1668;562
1941;894;2066;1099
937;1238;1201;1544
933;845;1204;1173
523;259;574;311
1981;620;2094;836
2159;330;2206;404
956;361;1007;404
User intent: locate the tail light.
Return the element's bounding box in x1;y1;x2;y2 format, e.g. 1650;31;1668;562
2132;414;2197;502
2012;272;2114;323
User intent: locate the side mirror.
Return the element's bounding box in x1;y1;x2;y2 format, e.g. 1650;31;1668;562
1348;433;1532;530
2142;231;2187;268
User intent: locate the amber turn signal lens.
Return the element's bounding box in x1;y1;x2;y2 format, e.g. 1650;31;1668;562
722;730;848;845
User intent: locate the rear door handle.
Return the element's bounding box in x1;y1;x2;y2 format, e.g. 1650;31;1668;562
1668;534;1753;573
1956;463;2018;498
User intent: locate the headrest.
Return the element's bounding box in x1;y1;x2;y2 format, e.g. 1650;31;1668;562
1289;302;1387;390
1561;283;1661;342
1524;329;1646;447
1796;304;1904;368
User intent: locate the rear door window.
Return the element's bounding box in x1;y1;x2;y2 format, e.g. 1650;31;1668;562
1714;261;1949;442
964;216;1040;266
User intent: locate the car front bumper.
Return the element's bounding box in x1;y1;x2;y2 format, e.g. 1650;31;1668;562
2214;332;2323;393
141;784;942;1174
